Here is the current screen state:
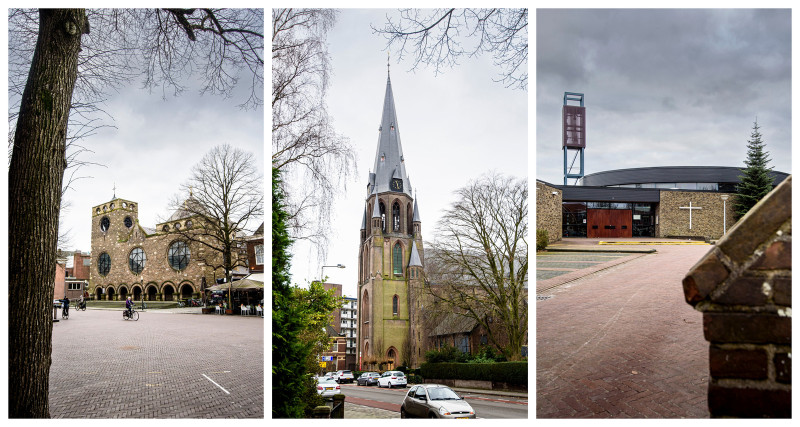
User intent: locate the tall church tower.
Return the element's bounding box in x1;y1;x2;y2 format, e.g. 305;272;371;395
358;68;425;370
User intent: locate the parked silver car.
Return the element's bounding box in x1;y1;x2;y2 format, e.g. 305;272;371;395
401;384;476;419
357;372;381;386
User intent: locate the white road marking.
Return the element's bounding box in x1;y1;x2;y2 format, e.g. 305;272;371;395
202;374;230;395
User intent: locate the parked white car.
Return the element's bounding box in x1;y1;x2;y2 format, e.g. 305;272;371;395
316;377;341;396
377;370;407;388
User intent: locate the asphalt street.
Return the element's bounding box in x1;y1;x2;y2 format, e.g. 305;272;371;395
338;383;529;419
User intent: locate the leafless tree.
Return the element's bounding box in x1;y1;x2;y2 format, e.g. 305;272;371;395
7;8;262;418
373;8;528;90
272;8;357;253
425;173;528;360
167;144;263;305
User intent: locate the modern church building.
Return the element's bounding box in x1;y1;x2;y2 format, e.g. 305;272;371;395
537;93;789;242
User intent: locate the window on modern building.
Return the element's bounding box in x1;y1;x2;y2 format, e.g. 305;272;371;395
129;247;146;274
393;243;402;275
392;202;401;231
392;295;399;315
168;241;191;270
98;253;111;276
255;244;264;265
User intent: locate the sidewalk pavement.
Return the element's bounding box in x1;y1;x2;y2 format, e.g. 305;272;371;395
344;402;397;418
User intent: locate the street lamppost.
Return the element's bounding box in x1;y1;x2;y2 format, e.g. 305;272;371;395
320;264;345;284
720;194;729;236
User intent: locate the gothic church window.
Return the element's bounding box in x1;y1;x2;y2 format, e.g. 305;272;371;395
407;203;413;235
380;201;386;232
168;241;191;270
98;252;111;276
392;202;401;231
393;243;402;275
129;247;146;274
100;216;110;232
392;294;399;315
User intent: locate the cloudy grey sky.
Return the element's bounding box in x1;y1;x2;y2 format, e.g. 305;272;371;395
55;72;263;254
537;9;791;185
287;9;528;299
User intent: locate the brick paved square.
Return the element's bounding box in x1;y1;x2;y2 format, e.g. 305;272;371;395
537;244;711;418
48;309;263;418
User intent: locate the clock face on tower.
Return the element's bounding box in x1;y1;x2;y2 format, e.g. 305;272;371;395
391;178;403;192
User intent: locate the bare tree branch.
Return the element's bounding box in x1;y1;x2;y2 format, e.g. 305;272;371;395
272;8;357;258
373;8;528;90
424;173;528;360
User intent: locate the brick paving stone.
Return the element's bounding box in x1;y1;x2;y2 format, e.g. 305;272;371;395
49;309;263;418
537;244;711;418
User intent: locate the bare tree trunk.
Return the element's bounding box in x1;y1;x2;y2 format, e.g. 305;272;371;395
8;9;87;418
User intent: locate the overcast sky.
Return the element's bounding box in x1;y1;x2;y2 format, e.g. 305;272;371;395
287;9;528;299
537;9;791;185
55;72;264;255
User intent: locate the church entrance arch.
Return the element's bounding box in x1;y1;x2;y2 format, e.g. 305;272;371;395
95;287;103;300
107;286;116;301
132;285;142;301
179;283;194;300
146;285;158;301
386;347;397;371
163;284;175;301
119;285;128;301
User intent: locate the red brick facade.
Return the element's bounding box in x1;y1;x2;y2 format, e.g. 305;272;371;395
683;175;791;418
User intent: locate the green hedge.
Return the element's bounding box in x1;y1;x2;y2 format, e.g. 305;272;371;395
420;362;527;386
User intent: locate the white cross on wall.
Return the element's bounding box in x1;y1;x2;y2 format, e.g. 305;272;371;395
679;201;703;230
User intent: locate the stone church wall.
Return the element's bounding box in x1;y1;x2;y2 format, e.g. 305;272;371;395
682;175;791;418
89;198;222;301
536;181;562;244
658;190;736;240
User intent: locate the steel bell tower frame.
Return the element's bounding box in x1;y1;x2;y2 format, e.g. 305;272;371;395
563;92;586;185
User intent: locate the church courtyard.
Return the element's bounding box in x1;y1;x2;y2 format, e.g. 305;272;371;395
537;241;711;418
48;309;263;418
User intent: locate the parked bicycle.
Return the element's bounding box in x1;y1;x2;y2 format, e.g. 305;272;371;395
122;308;139;321
176;300;186;308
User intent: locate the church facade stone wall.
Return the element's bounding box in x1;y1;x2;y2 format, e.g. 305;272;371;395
536;181;562;244
89;198;223;302
657;190;737;240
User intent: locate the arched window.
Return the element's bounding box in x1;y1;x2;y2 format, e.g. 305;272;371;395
100;216;110;232
129;247;146;274
379;202;386;232
98;252;111;276
168;241;191;270
393;243;402;275
392;294;399;315
407;203;413;235
392;201;401;231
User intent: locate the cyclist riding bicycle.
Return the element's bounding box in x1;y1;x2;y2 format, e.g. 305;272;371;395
125;296;133;318
62;295;70;318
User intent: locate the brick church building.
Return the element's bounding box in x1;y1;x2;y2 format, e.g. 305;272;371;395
357;69;426;370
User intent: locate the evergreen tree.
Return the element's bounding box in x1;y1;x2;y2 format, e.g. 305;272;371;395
272;168;307;418
733;120;774;220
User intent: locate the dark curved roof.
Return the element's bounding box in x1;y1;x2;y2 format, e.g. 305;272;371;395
581;166;789;187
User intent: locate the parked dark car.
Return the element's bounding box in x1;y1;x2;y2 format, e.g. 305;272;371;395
356;372;381;386
401;384;476;419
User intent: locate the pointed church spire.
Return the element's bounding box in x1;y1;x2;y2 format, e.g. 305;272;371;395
412;197;421;222
408;240;423;267
361;205;367;230
371;61;412;197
